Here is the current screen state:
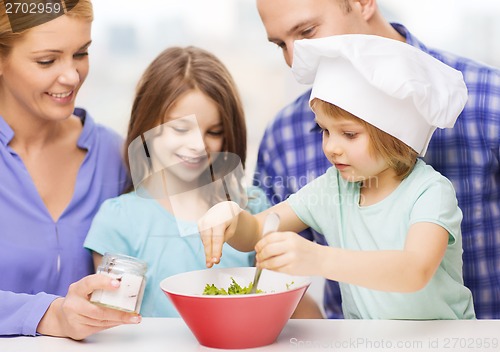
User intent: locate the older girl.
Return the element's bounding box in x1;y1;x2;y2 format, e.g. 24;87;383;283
84;46;272;317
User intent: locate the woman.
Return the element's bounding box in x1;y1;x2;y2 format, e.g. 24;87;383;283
0;1;138;339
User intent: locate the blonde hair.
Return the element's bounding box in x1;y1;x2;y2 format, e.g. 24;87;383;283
311;98;418;180
0;0;93;58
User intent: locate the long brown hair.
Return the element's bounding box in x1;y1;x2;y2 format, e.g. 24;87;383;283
312;98;418;180
124;46;247;194
0;0;93;58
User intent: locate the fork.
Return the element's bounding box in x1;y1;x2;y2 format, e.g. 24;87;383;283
249;212;280;294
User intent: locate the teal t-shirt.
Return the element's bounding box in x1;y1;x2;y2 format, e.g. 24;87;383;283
287;160;475;320
84;186;270;317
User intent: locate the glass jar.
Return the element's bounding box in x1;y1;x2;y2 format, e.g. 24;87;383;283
90;253;147;313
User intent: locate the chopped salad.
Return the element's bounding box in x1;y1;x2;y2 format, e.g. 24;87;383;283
203;277;263;295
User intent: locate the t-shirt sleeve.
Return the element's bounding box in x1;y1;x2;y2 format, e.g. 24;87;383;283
84;197;135;257
409;176;462;244
286;172;335;235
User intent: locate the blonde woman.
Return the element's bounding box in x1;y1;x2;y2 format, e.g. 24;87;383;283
0;1;136;339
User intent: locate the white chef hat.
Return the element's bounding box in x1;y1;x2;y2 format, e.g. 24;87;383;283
292;34;468;156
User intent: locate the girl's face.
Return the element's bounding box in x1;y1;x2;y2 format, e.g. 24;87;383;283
0;15;91;123
315;110;392;185
148;89;224;184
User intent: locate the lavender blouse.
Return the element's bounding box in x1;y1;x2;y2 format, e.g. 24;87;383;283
0;109;129;336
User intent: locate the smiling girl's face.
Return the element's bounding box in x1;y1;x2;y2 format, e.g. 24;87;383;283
0;15;91;123
147;89;224;184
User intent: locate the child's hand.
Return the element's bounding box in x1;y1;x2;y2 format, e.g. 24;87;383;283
198;201;242;268
254;231;322;276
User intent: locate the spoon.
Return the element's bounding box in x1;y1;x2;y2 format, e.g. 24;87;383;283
249;212;280;294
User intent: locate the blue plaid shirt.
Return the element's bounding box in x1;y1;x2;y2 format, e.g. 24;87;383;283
253;24;500;319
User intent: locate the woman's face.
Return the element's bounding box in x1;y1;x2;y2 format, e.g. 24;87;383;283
0;15;91;122
147;89;224;184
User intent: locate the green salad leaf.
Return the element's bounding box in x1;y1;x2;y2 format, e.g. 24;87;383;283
203;277;263;295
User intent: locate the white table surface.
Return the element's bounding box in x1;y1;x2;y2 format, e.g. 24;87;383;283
1;318;499;352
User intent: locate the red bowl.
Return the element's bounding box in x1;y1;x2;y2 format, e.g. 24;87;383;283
160;267;311;349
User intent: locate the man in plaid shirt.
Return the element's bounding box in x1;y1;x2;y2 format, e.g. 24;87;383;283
253;0;500;319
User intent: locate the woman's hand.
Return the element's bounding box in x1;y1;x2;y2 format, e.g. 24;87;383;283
37;274;141;340
255;231;323;277
198;201;242;267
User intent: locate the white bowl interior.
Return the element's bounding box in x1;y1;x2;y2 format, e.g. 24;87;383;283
160;267;311;297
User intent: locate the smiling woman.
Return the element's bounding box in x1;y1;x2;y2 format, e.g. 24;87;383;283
0;0;139;340
1;15;91;126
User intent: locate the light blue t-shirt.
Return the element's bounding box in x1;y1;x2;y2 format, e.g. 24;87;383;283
84;186;269;317
287;160;475;320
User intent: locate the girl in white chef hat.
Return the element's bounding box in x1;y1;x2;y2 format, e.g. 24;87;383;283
199;35;475;320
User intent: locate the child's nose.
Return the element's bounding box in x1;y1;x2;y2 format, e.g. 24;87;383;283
324;138;343;156
186;133;206;152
